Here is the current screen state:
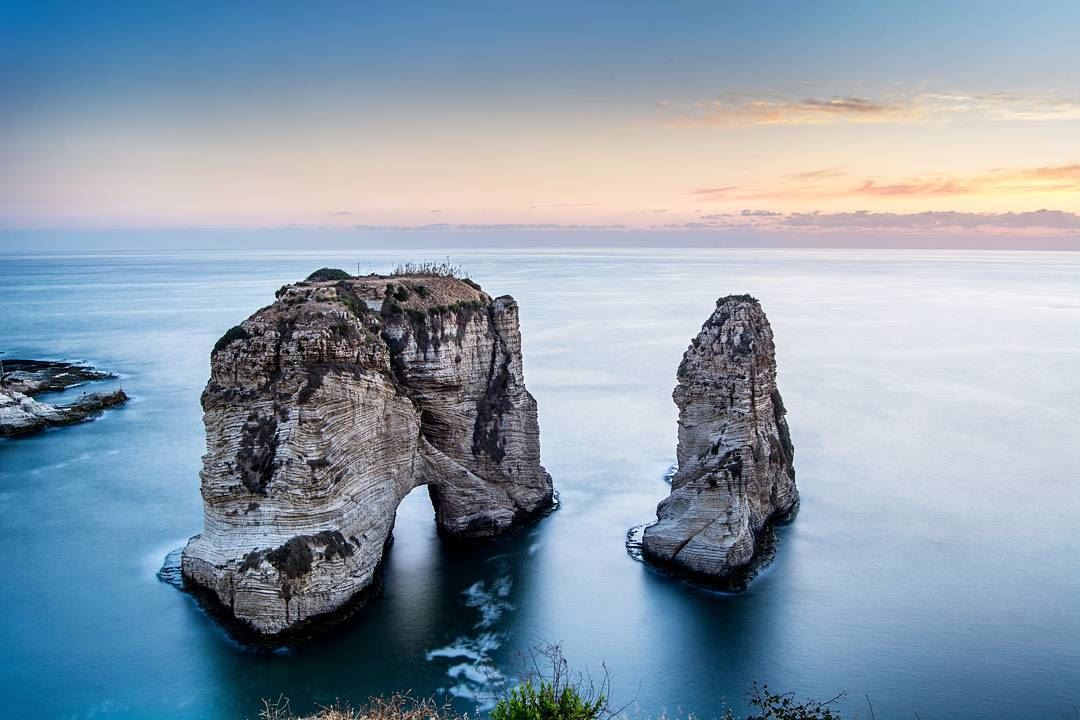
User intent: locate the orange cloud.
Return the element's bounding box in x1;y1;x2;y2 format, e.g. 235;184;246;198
667;94;910;128
690;162;1080;202
689;186;741;197
850;180;973;197
786;167;848;181
849;163;1080;197
663;90;1080;128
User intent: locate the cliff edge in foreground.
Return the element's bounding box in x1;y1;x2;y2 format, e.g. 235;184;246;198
640;295;797;587
181;269;553;639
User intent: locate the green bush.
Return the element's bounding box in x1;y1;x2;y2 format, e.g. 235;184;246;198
333;289;368;319
306;268;352;282
719;293;759;305
492;644;611;720
492;680;607;720
213;325;250;353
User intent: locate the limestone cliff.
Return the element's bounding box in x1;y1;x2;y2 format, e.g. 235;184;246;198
640;295;797;587
180;270;553;639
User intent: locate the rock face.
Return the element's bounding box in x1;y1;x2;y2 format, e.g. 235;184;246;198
0;360;128;436
180;270;553;639
640;295;797;586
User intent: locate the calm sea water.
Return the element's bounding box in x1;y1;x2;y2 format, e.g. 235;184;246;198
0;248;1077;720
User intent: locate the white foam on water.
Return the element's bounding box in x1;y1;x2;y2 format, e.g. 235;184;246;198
426;630;503;662
146;541;189;585
463;576;513;629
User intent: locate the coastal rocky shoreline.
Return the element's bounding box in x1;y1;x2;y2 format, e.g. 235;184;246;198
179;268;554;642
636;295;798;589
0;359;129;436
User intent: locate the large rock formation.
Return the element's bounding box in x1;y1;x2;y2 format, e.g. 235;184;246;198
640;295;797;587
180;269;553;639
0;360;128;436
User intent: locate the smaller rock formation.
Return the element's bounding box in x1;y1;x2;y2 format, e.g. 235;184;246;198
640;295;797;588
0;360;128;436
1;359;115;395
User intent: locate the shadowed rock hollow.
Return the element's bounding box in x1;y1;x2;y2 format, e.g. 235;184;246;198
180;270;553;639
640;295;798;587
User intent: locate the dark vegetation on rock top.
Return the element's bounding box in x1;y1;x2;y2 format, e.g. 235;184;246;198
306;268;353;282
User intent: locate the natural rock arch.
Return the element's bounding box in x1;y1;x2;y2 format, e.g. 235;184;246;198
181;272;553;639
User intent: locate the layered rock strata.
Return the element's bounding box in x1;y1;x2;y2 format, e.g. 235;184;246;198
640;295;797;587
181;270;553;639
0;360;128;436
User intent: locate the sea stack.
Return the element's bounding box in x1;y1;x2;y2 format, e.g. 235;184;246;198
180;268;553;639
640;295;797;587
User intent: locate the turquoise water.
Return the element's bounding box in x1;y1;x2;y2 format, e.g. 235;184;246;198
0;248;1077;719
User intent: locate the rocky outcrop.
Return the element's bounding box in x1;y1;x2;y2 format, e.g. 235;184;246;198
0;360;128;436
1;359;115;395
180;270;553;640
640;295;797;587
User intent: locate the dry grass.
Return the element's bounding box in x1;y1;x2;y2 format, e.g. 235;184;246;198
391;260;464;278
258;692;461;720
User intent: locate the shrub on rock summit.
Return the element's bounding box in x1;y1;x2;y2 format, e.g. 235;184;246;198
306;268;353;282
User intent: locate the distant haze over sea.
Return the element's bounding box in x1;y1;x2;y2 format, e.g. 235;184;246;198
3;228;1079;252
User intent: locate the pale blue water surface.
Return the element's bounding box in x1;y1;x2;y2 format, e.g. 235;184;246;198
0;248;1077;719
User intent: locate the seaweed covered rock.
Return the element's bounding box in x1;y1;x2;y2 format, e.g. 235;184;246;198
640;295;797;587
180;271;553;639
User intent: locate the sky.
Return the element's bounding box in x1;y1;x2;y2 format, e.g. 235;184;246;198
2;1;1080;244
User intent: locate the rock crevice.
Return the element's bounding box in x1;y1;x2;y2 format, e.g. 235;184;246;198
180;272;553;639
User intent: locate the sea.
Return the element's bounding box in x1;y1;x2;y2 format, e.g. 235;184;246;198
1;247;1077;719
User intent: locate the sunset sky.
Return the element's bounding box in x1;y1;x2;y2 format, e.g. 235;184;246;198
3;1;1080;239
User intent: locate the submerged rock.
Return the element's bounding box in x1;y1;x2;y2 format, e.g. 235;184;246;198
640;295;797;588
180;271;553;640
0;360;128;436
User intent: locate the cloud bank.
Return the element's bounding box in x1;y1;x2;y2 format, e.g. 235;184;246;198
683;209;1080;234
